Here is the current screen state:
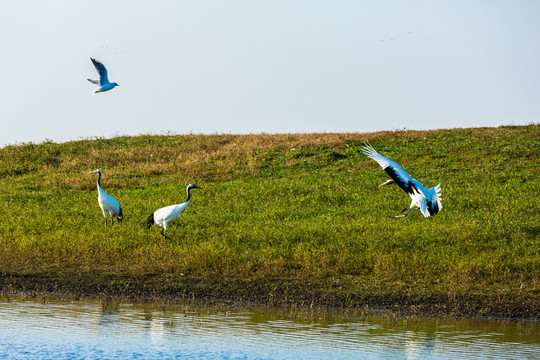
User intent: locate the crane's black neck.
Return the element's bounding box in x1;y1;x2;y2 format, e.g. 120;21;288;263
185;187;192;203
96;171;102;187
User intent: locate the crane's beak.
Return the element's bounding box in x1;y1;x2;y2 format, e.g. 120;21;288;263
193;185;202;189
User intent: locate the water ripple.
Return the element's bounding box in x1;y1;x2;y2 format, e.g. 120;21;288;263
0;299;538;359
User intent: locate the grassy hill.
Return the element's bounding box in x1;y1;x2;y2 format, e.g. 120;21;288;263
0;125;539;318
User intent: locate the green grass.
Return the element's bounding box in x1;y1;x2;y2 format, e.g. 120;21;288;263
0;125;539;317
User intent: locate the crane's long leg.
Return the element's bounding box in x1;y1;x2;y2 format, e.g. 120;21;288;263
389;207;412;218
388;207;420;219
378;179;395;187
102;211;108;227
161;229;172;246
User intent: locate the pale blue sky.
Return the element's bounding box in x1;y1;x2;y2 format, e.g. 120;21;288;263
1;1;538;146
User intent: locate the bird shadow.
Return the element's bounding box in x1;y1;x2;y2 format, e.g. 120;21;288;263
523;226;540;238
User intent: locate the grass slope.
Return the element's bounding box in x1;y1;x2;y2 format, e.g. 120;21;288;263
0;125;539;318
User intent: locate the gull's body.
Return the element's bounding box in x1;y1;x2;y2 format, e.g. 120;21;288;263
146;184;201;245
361;143;442;218
92;169;123;226
87;58;119;94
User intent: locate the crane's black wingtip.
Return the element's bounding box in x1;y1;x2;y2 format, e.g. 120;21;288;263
117;207;124;222
146;213;155;229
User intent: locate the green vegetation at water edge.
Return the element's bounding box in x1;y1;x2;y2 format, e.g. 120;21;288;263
0;125;539;318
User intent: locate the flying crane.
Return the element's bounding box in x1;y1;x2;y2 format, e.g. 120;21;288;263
361;143;442;218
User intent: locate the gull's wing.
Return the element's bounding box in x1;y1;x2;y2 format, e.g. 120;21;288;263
90;58;110;85
87;78;99;85
361;143;416;195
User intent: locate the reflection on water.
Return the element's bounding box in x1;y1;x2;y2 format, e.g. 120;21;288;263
0;297;538;359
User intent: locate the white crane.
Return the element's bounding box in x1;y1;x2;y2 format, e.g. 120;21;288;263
146;184;201;245
361;143;442;218
91;169;123;227
87;58;120;94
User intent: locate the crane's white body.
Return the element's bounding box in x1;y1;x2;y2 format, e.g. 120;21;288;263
92;169;123;226
152;202;190;230
147;184;201;245
361;143;442;218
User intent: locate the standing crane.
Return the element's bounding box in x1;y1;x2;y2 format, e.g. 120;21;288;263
87;58;120;94
91;169;123;227
146;184;201;245
361;143;442;218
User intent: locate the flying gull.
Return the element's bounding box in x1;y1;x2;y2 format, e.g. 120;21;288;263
87;58;120;94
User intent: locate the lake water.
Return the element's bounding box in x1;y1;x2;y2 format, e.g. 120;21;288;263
0;297;538;359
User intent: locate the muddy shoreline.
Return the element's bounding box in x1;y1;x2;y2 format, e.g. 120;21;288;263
2;274;538;321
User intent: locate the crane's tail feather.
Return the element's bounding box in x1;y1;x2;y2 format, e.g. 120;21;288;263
434;183;442;211
146;213;155;229
117;207;123;223
412;188;430;218
434;183;442;199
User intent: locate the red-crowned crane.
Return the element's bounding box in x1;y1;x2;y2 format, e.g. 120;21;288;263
361;143;442;218
87;58;120;94
146;184;201;245
91;169;123;227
